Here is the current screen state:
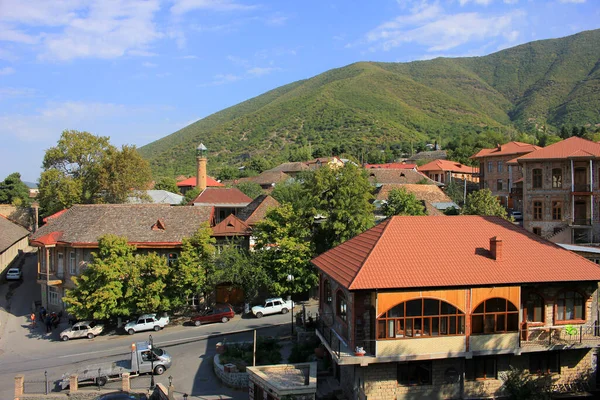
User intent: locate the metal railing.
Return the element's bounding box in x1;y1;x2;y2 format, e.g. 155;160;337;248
36;272;63;282
573;184;591;192
316;318;376;358
571;218;592;226
520;323;600;348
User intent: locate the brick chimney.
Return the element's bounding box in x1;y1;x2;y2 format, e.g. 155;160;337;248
196;143;207;191
490;236;502;261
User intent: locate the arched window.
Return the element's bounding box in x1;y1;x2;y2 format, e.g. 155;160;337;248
472;298;519;334
323;279;332;304
556;290;584;322
377;298;465;339
523;293;544;323
336;291;347;323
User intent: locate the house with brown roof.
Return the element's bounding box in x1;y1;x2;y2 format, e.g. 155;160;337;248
374;184;456;217
364;163;417;170
265;162;310;177
29;204;214;311
367;168;440;186
189;187;252;224
233;170;291;192
509;137;600;244
312;216;600;399
418;159;479;185
0;215;30;273
471;141;541;209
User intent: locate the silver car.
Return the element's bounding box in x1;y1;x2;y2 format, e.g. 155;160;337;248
6;268;22;280
60;321;104;341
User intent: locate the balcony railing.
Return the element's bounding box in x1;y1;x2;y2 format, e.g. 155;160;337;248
316;318;375;358
510;188;523;195
571;218;592;226
573;184;591;192
520;323;600;349
36;272;63;284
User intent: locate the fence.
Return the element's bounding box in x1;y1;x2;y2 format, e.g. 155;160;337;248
21;371;49;395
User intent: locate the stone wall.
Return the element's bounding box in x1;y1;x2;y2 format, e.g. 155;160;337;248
213;354;249;389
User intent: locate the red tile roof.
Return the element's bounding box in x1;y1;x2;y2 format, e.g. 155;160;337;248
190;187;252;206
42;209;68;224
365;163;417;170
516;137;600;161
211;214;251;237
177;176;224;187
312;216;600;290
418;159;478;174
470;141;541;159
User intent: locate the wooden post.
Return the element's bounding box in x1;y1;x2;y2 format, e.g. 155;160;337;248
14;374;24;400
253;329;257;366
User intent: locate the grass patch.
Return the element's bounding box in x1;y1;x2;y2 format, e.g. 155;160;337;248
220;337;282;371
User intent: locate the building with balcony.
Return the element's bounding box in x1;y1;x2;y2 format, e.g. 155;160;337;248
509;137;600;244
417;159;479;185
311;216;600;399
471;142;541;209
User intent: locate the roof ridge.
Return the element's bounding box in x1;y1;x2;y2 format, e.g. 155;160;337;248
348;218;392;290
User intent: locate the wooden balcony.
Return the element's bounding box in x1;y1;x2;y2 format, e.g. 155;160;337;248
36;272;63;285
520;324;600;351
572;184;591;193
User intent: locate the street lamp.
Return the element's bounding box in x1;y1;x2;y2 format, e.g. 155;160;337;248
287;274;294;336
149;334;155;389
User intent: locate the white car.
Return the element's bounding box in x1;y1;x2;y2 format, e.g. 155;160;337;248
124;313;169;335
6;268;22;280
60;321;104;341
251;297;293;318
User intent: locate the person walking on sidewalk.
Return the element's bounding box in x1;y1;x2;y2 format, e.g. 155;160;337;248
30;312;36;328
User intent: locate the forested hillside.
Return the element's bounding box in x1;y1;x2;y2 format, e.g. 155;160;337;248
139;29;600;178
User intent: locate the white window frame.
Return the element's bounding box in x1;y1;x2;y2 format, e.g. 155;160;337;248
49;286;60;305
69;251;76;275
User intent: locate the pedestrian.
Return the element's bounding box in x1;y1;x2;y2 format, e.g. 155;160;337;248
51;312;59;329
39;306;46;321
30;312;36;328
45;315;52;333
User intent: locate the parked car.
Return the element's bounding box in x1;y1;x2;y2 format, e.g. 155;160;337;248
251;297;293;318
6;268;22;281
191;304;234;326
509;210;523;221
60;321;104;341
124;313;169;335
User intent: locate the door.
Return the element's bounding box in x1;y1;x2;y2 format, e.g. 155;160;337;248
574;201;588;224
71;326;82;339
272;300;282;313
574;167;588;191
57;253;64;277
137;318;148;331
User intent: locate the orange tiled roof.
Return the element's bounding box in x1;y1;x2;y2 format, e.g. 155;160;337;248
418;159;478;174
211;214;251;237
177;176;224;187
364;163;417;170
311;216;600;290
470;141;541;159
375;184;451;203
190;187;252;206
516;137;600;161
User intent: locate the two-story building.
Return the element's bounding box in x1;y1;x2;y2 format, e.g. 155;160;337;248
312;216;600;399
471;142;541;210
510;137;600;244
417;159;479;185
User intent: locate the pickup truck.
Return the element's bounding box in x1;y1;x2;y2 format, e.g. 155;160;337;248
124;313;169;335
251;297;293;318
59;341;172;389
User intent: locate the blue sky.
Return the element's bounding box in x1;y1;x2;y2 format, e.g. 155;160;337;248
0;0;598;183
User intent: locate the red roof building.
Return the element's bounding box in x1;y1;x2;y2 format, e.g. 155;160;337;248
417;159;479;185
311;215;600;399
176;175;224;192
189;187;252;224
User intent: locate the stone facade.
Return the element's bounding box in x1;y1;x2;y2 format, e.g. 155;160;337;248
478;155;526;209
213;354;249;389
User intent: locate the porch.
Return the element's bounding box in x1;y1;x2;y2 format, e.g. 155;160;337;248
520;324;600;351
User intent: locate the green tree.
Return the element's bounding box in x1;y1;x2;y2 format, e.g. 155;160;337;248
383;188;426;217
234;182;263;199
38;130;151;216
167;223;216;310
246;157;273;174
63;235;135;320
212;244;269;303
461;189;508;219
126;252;170;313
560;126;570;139
271;178;306;208
445;180;465;206
0;172;31;206
154;177;180;193
304;165;375;253
217;166;240;181
182;188;200;204
253;204;317;296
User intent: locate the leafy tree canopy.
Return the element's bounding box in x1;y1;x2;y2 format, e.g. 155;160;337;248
461;188;508;219
0;172;31;206
38;130;151;216
154;177;180;194
182;188;200;205
234;181;263;200
383;188;426;217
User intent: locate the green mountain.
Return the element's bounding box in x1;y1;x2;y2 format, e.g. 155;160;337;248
139;29;600;177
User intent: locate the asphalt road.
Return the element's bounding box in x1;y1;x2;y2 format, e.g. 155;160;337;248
0;253;316;399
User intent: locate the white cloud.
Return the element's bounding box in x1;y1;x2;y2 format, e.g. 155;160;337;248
199;73;242;87
128;49;158;57
459;0;493;5
503;0;519;4
170;0;257;15
559;0;585;3
142;61;157;68
357;4;525;53
247;66;280;76
181;55;198;59
227;55;250;67
265;14;289;26
0;87;35;99
0;67;16;75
